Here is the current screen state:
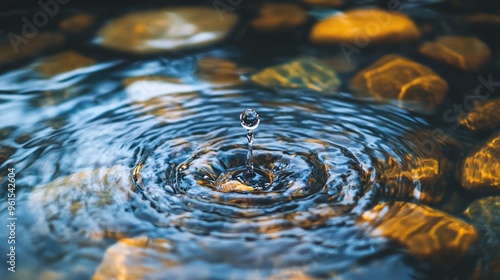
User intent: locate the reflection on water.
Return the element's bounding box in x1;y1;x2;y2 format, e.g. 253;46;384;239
0;0;499;279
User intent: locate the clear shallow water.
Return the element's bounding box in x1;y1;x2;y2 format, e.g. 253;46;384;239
0;1;499;279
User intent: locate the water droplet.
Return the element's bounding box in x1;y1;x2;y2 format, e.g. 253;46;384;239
240;109;260;131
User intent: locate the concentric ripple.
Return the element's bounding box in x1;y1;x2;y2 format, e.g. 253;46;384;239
131;89;441;237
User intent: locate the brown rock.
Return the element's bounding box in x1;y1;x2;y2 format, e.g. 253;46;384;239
35;51;95;77
98;7;238;54
0;32;64;65
92;237;178;280
361;201;478;265
461;133;500;193
464;196;500;280
59;13;95;34
310;9;421;45
419;36;491;71
458;98;500;132
28;166;134;240
466;13;500;26
251;3;308;33
349;54;448;112
251;57;341;91
195;57;244;85
302;0;344;7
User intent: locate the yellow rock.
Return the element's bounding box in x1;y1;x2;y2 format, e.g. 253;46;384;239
98;7;238;54
458;98;500;132
360;201;478;265
461;132;500;193
419;36;491;71
310;9;420;45
35;51;95;77
349;54;448;112
218;180;254;193
251;57;341;91
251;3;308;33
0;32;64;65
59;13;94;34
92;237;178;280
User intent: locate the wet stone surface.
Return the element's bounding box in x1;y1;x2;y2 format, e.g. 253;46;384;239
35;51;95;78
360;201;478;266
251;3;308;33
349;54;449;112
461;132;500;193
419;36;491;72
458;98;500;133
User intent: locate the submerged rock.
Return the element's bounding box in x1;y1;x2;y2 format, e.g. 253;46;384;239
250;57;341;91
360;201;478;265
419;36;491;72
466;13;500;27
251;3;308;33
35;51;95;78
59;13;95;35
195;57;245;85
310;9;420;45
92;237;178;280
461;133;500;193
0;32;64;66
458;98;500;133
464;196;500;280
97;7;238;54
302;0;344;7
349;54;448;112
28;166;134;240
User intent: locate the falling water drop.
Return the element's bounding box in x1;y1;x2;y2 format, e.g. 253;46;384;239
240;109;260;176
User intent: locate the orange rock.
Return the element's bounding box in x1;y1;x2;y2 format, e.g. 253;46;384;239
361;201;478;265
465;13;500;26
459;98;500;132
461;132;500;193
310;9;420;45
35;51;95;77
251;3;308;33
349;54;448;111
419;36;491;71
195;57;244;85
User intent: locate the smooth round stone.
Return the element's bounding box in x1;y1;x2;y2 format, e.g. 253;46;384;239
461;132;500;193
28;166;134;240
464;196;500;280
97;7;238;54
458;98;500;132
0;32;64;66
360;201;478;266
310;9;421;45
35;51;95;78
419;36;491;72
251;3;308;33
93;237;178;280
250;57;341;91
59;13;95;34
349;54;448;112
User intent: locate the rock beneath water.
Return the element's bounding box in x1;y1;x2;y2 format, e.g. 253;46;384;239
35;51;95;78
0;32;64;66
92;236;178;280
419;36;491;72
349;54;448;112
461;133;500;193
195;57;245;85
97;7;238;54
28;166;134;240
302;0;344;7
464;196;500;280
458;98;500;133
251;3;308;33
218;180;254;193
360;201;478;265
250;57;341;91
465;13;500;27
59;13;95;35
310;9;420;45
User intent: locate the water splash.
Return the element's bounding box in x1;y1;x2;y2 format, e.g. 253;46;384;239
240;109;260;176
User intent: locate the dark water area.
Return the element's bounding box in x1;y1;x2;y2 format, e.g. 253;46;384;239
0;0;499;279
